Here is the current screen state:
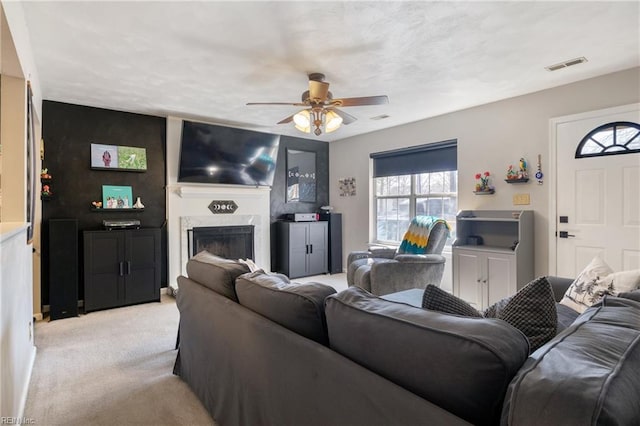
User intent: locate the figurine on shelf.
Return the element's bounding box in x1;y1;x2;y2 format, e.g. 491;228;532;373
133;197;145;209
506;165;519;180
40;168;51;179
41;185;51;196
91;201;103;209
474;171;494;193
518;158;528;179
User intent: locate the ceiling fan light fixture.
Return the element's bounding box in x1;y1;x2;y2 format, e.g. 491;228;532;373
293;109;311;128
324;110;343;133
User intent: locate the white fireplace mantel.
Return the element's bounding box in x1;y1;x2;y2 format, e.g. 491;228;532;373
172;184;271;198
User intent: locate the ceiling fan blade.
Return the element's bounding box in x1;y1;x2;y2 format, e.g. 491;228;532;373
329;108;357;125
277;114;295;124
308;80;330;102
246;102;307;106
332;95;389;107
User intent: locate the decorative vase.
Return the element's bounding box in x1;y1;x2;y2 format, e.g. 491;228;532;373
133;197;144;209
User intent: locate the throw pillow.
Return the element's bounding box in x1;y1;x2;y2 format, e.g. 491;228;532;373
560;255;640;313
483;276;557;352
421;284;483;317
422;277;558;353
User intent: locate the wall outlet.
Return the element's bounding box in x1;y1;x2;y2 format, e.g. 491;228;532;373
513;193;530;205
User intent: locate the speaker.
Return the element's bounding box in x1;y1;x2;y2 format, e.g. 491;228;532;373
49;218;79;320
321;213;343;274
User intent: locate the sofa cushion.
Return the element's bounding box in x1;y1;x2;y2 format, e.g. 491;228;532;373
422;277;557;352
326;286;529;426
502;295;640;426
560;255;640;313
235;270;336;345
185;251;250;301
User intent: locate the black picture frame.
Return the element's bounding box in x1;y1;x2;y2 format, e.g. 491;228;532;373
90;143;147;172
286;149;316;203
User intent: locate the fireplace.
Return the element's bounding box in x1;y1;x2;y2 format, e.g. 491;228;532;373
189;225;254;260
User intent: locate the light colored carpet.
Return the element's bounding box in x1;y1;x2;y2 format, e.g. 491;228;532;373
294;272;348;293
24;295;215;426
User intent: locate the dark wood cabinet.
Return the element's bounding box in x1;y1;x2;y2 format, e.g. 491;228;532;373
276;221;328;278
83;228;160;312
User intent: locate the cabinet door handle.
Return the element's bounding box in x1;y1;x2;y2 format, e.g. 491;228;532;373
126;261;131;275
309;244;313;254
305;244;309;254
482;279;487;284
119;262;124;276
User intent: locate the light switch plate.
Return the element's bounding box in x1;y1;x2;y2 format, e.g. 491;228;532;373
513;193;530;205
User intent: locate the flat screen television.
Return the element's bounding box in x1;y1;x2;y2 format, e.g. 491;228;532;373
178;120;281;186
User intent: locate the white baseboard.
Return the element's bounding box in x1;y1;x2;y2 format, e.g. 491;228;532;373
17;346;37;420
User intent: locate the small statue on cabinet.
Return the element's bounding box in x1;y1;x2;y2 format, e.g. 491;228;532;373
41;185;51;196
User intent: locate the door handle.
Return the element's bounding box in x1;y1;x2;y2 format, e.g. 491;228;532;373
126;261;131;275
309;244;313;254
558;231;576;238
119;262;124;276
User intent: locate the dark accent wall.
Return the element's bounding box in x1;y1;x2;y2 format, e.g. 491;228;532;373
41;101;167;305
269;135;329;270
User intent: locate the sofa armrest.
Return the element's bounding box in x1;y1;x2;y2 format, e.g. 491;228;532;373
546;276;574;302
368;247;397;259
347;251;373;266
370;259;445;295
395;254;446;264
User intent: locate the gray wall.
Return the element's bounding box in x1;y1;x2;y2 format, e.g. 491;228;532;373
329;67;640;277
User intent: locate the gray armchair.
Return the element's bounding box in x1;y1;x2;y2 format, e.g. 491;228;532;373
347;218;450;296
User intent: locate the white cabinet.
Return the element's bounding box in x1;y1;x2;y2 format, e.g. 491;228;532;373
454;248;517;310
453;210;533;310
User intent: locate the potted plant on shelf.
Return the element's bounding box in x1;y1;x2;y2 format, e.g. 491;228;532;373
474;171;494;194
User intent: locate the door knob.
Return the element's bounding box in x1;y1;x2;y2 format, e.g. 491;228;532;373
558;231;575;238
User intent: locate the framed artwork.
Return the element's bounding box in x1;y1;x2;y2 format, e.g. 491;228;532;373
91;143;147;171
339;177;356;197
102;185;133;209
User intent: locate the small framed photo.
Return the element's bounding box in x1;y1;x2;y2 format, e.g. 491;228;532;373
102;185;133;209
91;143;147;171
91;144;119;169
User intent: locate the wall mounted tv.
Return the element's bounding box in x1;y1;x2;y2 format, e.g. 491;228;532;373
178;120;281;187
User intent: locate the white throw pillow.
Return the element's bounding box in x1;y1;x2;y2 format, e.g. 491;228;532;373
560;256;640;313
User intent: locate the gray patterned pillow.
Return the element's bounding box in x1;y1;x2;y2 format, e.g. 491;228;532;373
422;285;482;317
484;276;557;352
422;277;558;352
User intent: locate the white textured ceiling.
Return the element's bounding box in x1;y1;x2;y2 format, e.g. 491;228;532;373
20;1;640;142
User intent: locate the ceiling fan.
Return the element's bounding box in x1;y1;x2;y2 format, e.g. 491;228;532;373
246;73;389;136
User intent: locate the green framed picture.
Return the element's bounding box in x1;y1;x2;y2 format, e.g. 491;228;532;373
102;185;133;209
91;143;147;171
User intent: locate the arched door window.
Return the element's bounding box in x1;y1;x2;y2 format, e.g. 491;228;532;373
575;121;640;158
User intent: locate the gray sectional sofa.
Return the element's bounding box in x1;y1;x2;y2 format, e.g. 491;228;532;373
173;252;640;426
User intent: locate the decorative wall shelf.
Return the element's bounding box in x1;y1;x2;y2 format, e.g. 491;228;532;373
91;208;144;212
473;190;495;195
505;178;529;183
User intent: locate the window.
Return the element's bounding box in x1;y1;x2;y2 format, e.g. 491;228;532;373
576;121;640;158
375;171;457;244
371;140;458;246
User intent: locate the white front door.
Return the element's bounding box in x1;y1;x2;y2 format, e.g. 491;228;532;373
552;104;640;277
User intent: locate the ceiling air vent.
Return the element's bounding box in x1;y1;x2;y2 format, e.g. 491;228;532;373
370;114;390;121
545;57;588;72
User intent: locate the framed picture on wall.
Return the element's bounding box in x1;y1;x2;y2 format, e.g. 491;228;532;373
102;185;133;209
91;143;147;171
